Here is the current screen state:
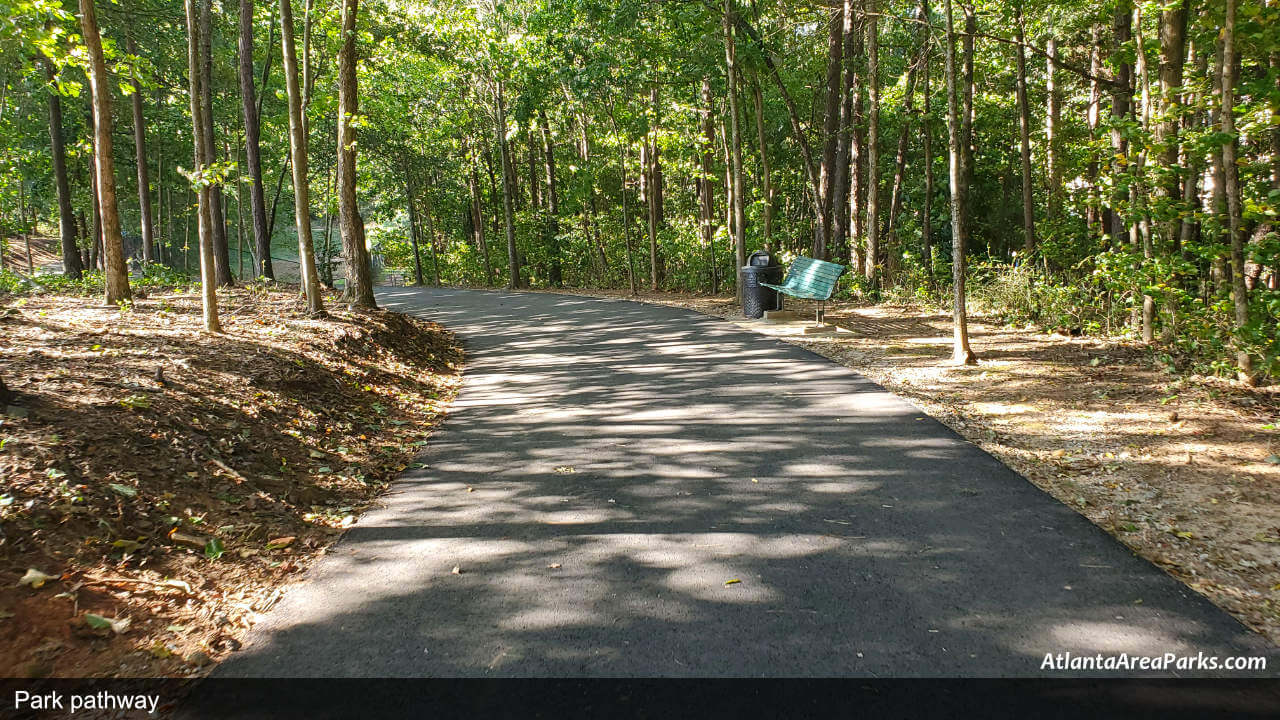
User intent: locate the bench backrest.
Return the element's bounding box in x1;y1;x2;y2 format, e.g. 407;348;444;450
781;256;844;299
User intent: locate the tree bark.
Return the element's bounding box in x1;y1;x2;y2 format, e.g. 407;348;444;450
184;0;220;330
864;0;881;289
1108;0;1133;242
1014;3;1035;253
1156;0;1188;250
922;20;934;283
830;1;859;261
402;158;424;286
1220;0;1252;381
44;56;82;279
200;0;233;287
468;145;492;285
647;86;661;291
539;109;562;287
495;81;520;289
701;77;719;293
751;77;774;247
280;0;324;313
126;35;155;264
944;0;976;364
1045;36;1061;222
724;0;746;302
336;0;376;307
814;0;845;258
79;0;131;304
239;0;274;279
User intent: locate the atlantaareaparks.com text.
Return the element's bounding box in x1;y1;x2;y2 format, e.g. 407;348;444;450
1041;651;1267;672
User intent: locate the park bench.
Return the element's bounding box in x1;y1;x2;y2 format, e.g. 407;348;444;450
760;256;845;326
384;271;406;287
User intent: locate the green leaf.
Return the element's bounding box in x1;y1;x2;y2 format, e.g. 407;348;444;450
84;613;112;630
204;537;225;560
109;483;137;498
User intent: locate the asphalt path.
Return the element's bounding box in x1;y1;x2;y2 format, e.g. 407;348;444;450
212;287;1273;680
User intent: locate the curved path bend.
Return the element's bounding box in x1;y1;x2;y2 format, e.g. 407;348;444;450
217;287;1272;678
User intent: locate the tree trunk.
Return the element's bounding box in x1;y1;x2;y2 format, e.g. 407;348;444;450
830;1;860;261
280;0;324;313
336;0;376;307
1220;0;1252;381
944;0;976;364
701;77;719;293
539;110;562;287
79;0;130;304
126;35;155;264
647;86;661;291
184;0;220;331
403;159;425;286
886;5;927;246
421;185;442;286
200;0;233;287
1156;0;1188;250
1014;3;1035;254
1086;26;1103;240
44;56;82;279
1108;0;1133;242
468;147;492;285
864;0;881;289
239;0;274;279
921;13;934;284
1045;37;1061;222
814;0;845;258
495;81;521;289
751;77;773;246
234;137;245;279
724;0;746;303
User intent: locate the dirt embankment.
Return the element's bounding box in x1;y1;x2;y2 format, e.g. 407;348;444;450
0;287;462;677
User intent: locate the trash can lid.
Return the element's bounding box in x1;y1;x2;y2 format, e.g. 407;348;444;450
748;250;775;267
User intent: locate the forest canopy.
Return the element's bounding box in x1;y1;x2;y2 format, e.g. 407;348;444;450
1;0;1277;380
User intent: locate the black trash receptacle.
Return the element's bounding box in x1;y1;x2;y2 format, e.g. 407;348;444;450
740;250;783;319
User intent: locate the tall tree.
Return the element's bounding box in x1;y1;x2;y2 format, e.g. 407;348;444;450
43;55;82;279
280;0;324;313
814;0;845;259
863;0;880;290
200;0;233;286
540;109;563;287
239;0;274;279
943;0;976;364
724;0;746;302
78;0;130;305
336;0;376;307
1220;0;1252;381
1013;2;1034;253
125;34;155;263
184;0;220;331
495;80;520;289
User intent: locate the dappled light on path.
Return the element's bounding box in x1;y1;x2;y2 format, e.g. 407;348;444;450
216;288;1272;677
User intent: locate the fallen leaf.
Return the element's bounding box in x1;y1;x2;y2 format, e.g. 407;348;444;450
19;569;55;589
266;536;296;550
547;563;562;569
724;578;741;586
451;565;462;575
555;466;575;474
82;613;129;634
161;579;193;594
111;539;142;553
108;483;138;498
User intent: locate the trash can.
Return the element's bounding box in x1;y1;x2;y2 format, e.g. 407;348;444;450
740;250;783;319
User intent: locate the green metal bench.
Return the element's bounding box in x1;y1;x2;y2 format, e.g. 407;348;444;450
761;256;846;325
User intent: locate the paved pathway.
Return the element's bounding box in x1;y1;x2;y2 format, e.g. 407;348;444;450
216;288;1272;677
